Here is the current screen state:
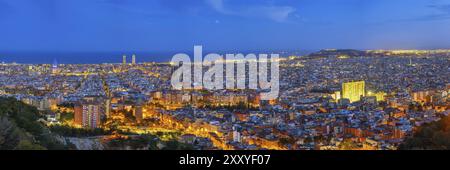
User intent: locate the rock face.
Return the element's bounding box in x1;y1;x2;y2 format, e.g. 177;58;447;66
66;137;105;150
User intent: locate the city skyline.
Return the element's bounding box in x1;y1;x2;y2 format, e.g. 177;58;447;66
1;0;450;53
0;0;449;155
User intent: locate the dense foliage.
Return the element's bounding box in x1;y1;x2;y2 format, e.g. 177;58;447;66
49;125;112;137
0;97;68;150
400;116;450;150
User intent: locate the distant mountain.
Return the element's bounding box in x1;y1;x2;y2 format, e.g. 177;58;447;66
308;49;366;58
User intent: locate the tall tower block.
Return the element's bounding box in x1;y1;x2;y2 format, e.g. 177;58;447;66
132;54;136;65
342;81;365;103
122;55;127;65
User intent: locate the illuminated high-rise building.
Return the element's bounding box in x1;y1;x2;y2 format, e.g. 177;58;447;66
332;91;341;101
342;81;365;103
122;55;127;65
412;91;431;103
232;125;242;143
367;91;385;102
132;54;136;65
374;92;385;102
74;98;103;129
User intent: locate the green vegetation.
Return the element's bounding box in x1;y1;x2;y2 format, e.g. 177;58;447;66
122;109;136;122
0;97;69;150
59;111;74;122
338;139;359;150
279;137;296;146
57;102;75;108
0;97;195;150
162;140;194;150
399;116;450;150
49;125;112;137
108;135;158;150
107;134;194;150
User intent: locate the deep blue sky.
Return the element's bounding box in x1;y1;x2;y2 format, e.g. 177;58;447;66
1;0;450;52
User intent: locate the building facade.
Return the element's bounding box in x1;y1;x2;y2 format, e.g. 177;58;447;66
342;81;365;103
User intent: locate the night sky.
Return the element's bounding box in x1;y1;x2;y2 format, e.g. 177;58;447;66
1;0;450;52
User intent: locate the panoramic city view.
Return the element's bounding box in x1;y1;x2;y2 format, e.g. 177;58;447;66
0;0;449;153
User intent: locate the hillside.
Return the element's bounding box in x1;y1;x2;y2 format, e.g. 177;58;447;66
399;116;450;150
0;97;69;150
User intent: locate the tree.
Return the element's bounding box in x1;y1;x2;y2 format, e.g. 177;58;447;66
0;97;69;150
400;116;450;150
60;112;74;122
15;140;46;150
339;140;359;150
0;117;21;150
279;137;295;146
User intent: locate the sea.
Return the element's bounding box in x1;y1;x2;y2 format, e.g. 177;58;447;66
0;51;176;64
0;50;314;64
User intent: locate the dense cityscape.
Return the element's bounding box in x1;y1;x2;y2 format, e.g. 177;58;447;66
1;49;448;150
